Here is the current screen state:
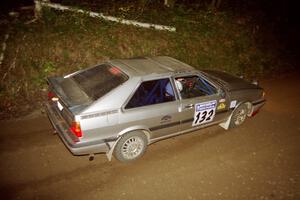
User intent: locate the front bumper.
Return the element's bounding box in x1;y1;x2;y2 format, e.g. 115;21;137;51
45;103;109;155
250;99;266;116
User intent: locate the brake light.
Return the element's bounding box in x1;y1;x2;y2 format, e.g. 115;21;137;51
109;67;121;75
70;121;82;138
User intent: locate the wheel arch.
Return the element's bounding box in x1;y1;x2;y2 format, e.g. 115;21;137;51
117;126;151;144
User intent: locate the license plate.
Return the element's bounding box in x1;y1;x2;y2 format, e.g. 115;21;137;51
57;101;63;111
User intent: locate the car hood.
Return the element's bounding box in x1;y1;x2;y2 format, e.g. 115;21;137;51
203;70;259;91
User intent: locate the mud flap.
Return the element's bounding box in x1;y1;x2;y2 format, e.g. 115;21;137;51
219;113;233;130
105;137;122;161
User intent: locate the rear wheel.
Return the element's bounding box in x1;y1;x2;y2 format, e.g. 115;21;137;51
229;103;248;128
114;131;147;162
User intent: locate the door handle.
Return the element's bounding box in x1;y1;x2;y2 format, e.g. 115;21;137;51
184;104;194;109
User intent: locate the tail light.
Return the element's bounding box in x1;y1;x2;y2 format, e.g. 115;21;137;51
48;91;55;100
70;121;83;138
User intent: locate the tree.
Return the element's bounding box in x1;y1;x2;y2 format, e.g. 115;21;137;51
210;0;222;10
164;0;175;8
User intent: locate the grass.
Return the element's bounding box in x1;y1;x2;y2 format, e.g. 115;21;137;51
0;5;287;119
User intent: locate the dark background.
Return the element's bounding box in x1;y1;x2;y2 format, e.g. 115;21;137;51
0;0;299;65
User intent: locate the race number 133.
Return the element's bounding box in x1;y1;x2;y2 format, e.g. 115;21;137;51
193;100;217;126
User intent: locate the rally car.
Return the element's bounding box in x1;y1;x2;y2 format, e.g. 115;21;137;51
46;56;265;162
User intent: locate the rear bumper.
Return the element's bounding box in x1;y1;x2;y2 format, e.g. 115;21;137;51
250;99;266;116
45;103;110;155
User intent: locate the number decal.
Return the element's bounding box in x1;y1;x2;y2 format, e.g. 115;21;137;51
193;100;217;126
195;112;201;124
206;110;214;121
199;111;207;123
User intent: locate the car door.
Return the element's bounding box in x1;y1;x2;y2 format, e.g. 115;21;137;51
120;77;181;140
173;73;230;132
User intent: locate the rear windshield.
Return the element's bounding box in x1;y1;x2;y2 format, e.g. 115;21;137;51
71;64;128;100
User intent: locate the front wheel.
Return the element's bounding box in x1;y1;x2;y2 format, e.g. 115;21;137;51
229;103;248;128
114;131;147;162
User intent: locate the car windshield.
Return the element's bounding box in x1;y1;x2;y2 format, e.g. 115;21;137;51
71;64;128;100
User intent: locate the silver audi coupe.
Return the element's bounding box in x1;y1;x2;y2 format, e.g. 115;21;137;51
46;56;265;162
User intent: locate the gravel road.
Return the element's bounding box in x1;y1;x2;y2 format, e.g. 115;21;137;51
0;72;299;200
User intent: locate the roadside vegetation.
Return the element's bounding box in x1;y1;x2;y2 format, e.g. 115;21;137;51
0;1;291;119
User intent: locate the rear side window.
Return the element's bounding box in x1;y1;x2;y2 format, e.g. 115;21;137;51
72;64;128;100
125;78;175;109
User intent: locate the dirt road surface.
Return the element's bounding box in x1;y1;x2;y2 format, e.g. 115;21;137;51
0;72;299;200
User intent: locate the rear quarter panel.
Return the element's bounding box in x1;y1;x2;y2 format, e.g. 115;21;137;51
78;77;140;142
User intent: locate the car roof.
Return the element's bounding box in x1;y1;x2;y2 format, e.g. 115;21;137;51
108;56;196;78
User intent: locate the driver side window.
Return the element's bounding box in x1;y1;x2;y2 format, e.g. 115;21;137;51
175;75;217;99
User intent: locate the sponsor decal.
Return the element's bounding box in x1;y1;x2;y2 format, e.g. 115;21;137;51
219;98;226;103
217;102;226;110
81;110;118;120
230;100;237;108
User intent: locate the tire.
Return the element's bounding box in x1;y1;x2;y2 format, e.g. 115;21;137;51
229;103;248;128
114;131;148;162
